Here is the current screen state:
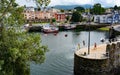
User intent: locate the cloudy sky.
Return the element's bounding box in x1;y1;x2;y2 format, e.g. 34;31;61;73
16;0;120;7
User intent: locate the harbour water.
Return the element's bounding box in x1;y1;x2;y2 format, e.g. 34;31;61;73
30;31;109;75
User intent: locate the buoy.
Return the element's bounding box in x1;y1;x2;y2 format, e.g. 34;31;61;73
54;33;57;36
100;38;105;43
65;34;68;37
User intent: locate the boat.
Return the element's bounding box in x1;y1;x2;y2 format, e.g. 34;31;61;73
42;25;59;33
21;24;30;32
63;24;76;30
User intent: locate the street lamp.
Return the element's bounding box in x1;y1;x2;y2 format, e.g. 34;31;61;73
88;10;91;55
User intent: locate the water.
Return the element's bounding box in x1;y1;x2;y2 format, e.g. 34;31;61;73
30;31;109;75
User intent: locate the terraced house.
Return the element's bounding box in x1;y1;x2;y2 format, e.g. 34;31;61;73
23;7;67;23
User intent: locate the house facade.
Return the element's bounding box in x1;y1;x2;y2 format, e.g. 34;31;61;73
23;10;53;22
94;15;109;23
23;7;62;22
54;13;66;22
112;11;120;23
94;11;120;24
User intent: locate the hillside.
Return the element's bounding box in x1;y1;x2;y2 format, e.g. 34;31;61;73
52;4;92;10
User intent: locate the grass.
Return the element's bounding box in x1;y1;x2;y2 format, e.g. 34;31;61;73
97;27;109;31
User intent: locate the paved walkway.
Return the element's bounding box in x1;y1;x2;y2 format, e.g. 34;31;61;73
75;43;108;59
113;24;120;32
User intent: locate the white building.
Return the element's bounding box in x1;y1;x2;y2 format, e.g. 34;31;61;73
94;15;108;23
94;11;120;24
24;7;35;11
93;14;116;24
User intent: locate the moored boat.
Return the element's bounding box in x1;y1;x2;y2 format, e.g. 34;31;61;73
42;25;59;33
64;24;76;30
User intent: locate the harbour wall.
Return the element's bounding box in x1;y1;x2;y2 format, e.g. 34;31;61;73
74;53;109;75
74;42;120;75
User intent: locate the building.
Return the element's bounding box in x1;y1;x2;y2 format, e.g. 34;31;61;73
112;11;120;23
23;7;54;22
94;15;109;23
23;7;68;22
24;7;35;11
93;10;120;24
54;13;66;22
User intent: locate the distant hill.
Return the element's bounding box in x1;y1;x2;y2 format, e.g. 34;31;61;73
52;4;92;10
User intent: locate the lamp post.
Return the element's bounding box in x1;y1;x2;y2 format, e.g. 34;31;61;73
88;10;91;55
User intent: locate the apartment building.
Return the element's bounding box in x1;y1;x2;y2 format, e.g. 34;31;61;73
23;7;66;22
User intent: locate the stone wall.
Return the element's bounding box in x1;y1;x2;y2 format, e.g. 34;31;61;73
106;42;120;70
74;54;109;75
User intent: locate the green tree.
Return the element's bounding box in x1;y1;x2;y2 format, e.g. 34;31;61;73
52;18;56;23
74;6;85;12
91;3;105;15
60;9;64;12
71;11;82;22
35;0;51;10
66;16;70;22
114;5;118;10
0;0;50;75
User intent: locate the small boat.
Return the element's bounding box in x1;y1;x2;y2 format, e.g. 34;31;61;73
22;24;30;32
42;25;59;33
24;24;29;28
64;24;76;30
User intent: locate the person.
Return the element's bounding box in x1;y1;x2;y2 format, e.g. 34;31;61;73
109;27;116;42
83;40;85;46
77;43;80;50
94;43;97;50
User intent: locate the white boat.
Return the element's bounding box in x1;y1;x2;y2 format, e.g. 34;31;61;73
42;25;59;33
64;24;76;30
21;24;30;32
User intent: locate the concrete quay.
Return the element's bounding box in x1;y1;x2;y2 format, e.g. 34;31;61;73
75;43;108;59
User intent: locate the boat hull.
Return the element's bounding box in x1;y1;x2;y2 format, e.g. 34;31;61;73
64;25;76;30
42;29;59;33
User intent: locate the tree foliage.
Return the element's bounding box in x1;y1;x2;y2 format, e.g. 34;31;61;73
34;0;51;9
60;9;64;12
66;16;70;22
74;6;85;12
0;0;49;75
71;11;82;22
52;18;56;23
113;5;120;10
91;3;105;15
114;5;118;10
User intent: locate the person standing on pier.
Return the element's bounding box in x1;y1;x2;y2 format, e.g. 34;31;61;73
77;43;80;50
83;40;85;46
94;43;97;50
109;27;116;42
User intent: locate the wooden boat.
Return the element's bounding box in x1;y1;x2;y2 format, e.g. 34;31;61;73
42;25;59;33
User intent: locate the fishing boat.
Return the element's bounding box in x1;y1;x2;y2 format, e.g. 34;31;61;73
42;25;59;33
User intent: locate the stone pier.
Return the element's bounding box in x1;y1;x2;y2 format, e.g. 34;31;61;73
74;41;120;75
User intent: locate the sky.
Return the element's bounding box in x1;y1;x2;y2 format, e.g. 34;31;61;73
16;0;120;7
